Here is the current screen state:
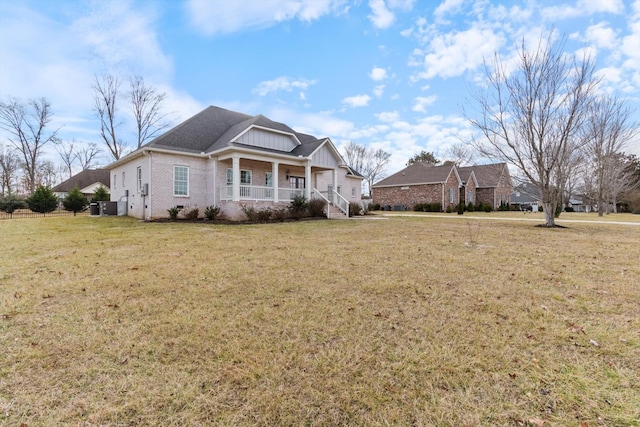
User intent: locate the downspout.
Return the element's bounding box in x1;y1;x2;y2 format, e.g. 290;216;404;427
143;150;152;220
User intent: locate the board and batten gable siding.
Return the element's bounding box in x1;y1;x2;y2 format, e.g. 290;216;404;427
310;144;339;168
148;153;209;219
236;128;298;152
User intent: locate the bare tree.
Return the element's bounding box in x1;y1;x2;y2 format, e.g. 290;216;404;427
55;140;76;179
342;141;391;197
93;74;125;160
76;142;102;170
581;94;638;215
0;144;21;196
466;31;599;227
0;97;60;194
444;142;475;166
129;75;171;148
34;159;58;188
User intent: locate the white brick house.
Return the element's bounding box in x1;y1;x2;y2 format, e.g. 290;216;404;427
108;106;363;220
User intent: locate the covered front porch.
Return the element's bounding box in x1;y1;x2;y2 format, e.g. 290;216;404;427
216;154;349;216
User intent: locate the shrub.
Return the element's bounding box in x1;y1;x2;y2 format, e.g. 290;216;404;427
62;185;89;216
167;206;180;220
241;204;258;220
413;203;424;212
484;203;492;212
0;195;26;216
289;195;308;218
204;205;220;220
272;208;288;221
445;205;453;213
467;202;475;212
457;202;464;215
371;203;381;211
349;202;362;216
565;206;574;212
308;198;326;217
26;185;58;213
183;207;199;220
255;208;272;221
92;185;110;202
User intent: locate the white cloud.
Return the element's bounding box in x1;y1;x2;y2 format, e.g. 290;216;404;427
375;111;400;122
434;0;465;18
412;95;437;113
373;85;386;98
72;2;171;77
252;77;317;96
370;67;388;81
185;0;347;36
368;0;395;29
342;94;372;108
541;0;624;20
268;107;354;138
413;24;506;80
583;22;618;49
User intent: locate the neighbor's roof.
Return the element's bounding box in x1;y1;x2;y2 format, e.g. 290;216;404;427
511;182;541;203
457;163;508;188
51;169;110;192
372;163;456;187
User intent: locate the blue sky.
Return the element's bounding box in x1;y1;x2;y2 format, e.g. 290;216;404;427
1;0;639;176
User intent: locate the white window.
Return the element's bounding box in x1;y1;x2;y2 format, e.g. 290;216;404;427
467;190;473;203
241;170;252;185
122;171;125;188
113;174;117;189
449;188;455;203
265;172;273;187
226;168;252;185
137;167;142;192
352;187;356;197
174;166;189;196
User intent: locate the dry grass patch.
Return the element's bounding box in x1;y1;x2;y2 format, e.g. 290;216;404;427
1;216;639;426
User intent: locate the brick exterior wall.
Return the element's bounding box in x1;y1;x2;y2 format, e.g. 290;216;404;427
476;172;511;209
372;170;460;211
112;152;362;221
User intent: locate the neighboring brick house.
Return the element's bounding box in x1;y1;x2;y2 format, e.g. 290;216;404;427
458;163;511;208
456;167;478;206
371;163;461;210
51;169;110;200
371;162;512;211
108;106;363;220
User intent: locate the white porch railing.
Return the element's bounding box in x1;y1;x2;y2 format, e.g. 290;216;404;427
219;185;347;217
312;189;331;218
219;185;304;201
315;189;349;217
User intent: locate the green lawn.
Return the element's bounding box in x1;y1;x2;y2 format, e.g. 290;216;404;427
1;216;639;426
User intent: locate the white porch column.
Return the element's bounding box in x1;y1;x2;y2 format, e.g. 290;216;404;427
272;161;279;202
232;156;240;202
305;161;312;200
332;169;338;203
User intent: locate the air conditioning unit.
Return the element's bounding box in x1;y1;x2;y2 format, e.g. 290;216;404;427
141;183;149;196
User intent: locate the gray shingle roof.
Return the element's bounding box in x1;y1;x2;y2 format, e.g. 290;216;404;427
372;163;456;187
51;169;110;192
458;163;507;188
144;105;324;159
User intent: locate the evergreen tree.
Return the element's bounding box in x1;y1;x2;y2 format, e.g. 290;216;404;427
92;185;110;202
26;185;58;213
0;194;26;217
63;185;88;216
